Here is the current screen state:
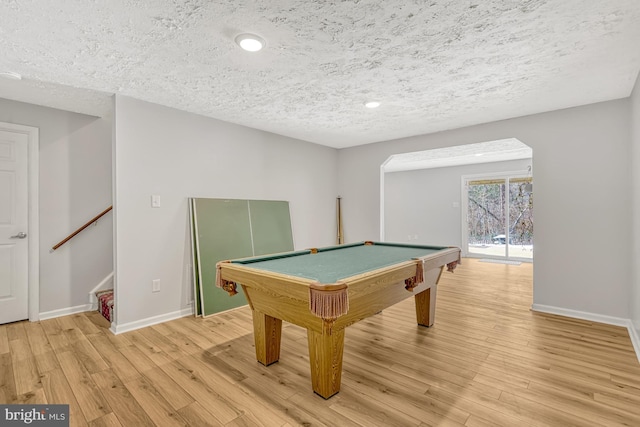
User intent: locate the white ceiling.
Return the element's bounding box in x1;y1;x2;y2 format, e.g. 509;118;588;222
1;1;639;149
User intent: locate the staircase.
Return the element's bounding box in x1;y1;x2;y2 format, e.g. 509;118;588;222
96;290;114;322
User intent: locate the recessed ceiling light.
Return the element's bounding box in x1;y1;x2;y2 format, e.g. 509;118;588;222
235;33;266;52
365;101;380;109
0;71;22;80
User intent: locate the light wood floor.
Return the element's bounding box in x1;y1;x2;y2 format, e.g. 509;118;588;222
2;259;640;426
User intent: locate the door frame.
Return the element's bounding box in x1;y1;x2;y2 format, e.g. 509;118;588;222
0;122;39;321
461;170;531;260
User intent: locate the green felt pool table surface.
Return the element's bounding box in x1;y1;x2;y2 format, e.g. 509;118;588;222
231;241;451;283
216;240;461;399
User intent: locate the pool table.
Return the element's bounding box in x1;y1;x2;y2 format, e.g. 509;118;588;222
216;241;460;398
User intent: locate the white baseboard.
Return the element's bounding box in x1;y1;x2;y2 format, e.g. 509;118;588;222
531;304;630;327
629;322;640;364
110;306;194;335
39;304;94;321
531;304;640;364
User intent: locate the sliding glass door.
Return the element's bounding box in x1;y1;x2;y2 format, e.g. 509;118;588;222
465;174;533;260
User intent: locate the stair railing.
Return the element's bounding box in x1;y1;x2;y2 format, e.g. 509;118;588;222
51;205;113;252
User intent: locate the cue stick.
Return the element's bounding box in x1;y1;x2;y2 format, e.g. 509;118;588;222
337;196;344;244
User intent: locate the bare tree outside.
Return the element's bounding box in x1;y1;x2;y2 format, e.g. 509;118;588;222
467;178;533;259
468;181;505;245
509;180;533;245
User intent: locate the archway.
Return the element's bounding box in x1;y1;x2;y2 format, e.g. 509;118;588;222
380;138;533;262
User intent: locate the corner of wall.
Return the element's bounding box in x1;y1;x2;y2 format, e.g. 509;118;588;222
630;69;640;362
629;320;640;364
532;303;640;364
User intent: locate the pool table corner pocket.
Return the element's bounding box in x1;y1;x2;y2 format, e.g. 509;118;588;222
216;260;239;296
308;281;349;321
405;258;425;291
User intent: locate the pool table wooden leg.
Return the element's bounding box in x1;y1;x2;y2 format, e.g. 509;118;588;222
307;326;345;399
415;285;437;327
252;310;282;366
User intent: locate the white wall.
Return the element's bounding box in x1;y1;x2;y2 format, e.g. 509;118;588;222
384;159;531;248
631;71;640;342
113;96;338;327
0;98;113;314
339;99;631;319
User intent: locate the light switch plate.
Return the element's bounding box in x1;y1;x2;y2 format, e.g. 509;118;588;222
151;195;161;208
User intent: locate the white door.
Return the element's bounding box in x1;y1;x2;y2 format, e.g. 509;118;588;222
0;128;29;324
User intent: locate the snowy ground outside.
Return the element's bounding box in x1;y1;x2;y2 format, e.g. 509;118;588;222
468;244;533;260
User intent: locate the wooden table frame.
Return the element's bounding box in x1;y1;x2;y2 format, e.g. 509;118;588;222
217;247;460;398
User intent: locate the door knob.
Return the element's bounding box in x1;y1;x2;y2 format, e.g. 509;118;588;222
10;232;27;239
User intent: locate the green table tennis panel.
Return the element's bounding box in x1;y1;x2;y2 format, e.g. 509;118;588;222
193;198;253;316
191;198;294;317
249;200;294;256
189;199;203;316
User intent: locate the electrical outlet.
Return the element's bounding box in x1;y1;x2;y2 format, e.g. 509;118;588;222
152;279;160;293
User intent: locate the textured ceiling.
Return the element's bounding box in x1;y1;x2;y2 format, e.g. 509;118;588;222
1;1;639;148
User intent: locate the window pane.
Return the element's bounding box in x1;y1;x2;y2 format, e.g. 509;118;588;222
508;180;533;259
467;181;506;257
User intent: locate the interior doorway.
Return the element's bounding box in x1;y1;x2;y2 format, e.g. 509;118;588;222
463;171;533;261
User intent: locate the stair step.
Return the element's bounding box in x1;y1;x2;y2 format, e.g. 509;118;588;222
96;289;113;323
